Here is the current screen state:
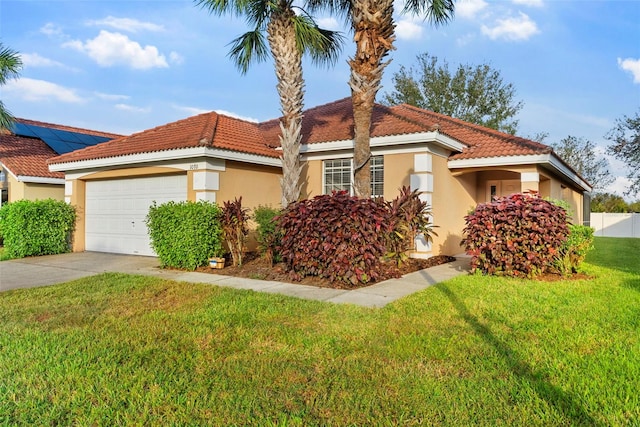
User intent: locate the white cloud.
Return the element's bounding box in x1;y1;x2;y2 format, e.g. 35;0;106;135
21;53;65;68
115;104;151;113
86;16;164;33
481;12;539;41
95;92;130;101
63;30;168;69
513;0;544;7
40;23;63;37
617;57;640;84
4;78;84;103
605;176;640;201
169;51;184;65
457;0;488;19
395;19;423;41
316;17;341;31
173;105;210;116
214;109;259;123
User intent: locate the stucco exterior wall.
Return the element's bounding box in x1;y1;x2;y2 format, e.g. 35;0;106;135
6;174;64;202
431;154;476;255
216;161;282;209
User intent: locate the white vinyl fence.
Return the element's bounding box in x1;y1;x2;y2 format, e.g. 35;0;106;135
590;213;640;238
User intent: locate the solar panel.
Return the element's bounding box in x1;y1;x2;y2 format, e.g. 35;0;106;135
10;122;114;155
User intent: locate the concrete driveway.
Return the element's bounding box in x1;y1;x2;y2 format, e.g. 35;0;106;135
0;252;160;292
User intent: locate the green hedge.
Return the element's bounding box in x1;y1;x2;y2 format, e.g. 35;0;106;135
0;199;76;258
146;201;223;270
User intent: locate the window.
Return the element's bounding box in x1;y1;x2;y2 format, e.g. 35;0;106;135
323;156;384;197
370;156;384;197
324;159;352;194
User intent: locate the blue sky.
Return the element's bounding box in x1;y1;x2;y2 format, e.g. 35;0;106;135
2;0;639;198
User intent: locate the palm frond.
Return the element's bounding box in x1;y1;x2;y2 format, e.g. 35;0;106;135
304;0;352;27
401;0;455;26
0;43;22;85
228;30;270;73
292;15;344;67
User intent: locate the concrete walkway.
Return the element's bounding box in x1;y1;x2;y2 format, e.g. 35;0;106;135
0;252;470;307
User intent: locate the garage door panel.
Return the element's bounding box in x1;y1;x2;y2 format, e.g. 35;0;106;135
85;175;187;256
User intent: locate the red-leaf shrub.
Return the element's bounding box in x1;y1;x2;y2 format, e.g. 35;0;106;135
385;186;437;266
277;191;394;286
462;193;568;277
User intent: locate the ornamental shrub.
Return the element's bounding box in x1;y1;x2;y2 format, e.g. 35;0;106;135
0;199;76;258
220;197;250;266
146;200;222;270
545;198;594;274
385;186;437;266
277;191;393;286
462;193;569;277
253;205;282;266
555;224;594;275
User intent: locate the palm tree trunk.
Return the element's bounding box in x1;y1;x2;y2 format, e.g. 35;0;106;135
267;8;304;208
349;0;395;198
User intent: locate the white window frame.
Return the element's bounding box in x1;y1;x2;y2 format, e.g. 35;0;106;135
323;156;384;197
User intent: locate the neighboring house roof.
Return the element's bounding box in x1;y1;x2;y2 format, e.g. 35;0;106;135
0;133;64;180
15;118;121;140
50;111;278;165
0;119;120;182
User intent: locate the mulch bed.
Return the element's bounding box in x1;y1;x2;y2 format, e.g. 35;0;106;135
195;252;457;289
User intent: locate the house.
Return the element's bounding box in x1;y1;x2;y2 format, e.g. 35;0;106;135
0;118;120;206
49;98;592;257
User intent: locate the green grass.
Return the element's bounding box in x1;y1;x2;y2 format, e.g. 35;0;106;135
1;237;638;425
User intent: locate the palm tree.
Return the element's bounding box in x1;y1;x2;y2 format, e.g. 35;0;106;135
196;0;343;207
0;42;22;130
308;0;454;197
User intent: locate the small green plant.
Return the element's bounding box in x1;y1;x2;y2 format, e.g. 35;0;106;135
253;205;282;266
545;198;594;275
462;193;569;277
385;186;437;266
146;200;222;270
221;197;250;267
0;199;76;258
555;224;595;275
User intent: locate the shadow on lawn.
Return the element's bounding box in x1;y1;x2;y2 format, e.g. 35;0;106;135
436;284;601;426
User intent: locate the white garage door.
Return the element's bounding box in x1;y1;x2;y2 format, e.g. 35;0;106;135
85;174;187;256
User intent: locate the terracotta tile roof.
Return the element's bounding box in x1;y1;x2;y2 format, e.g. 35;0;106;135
259;97;428;146
50;112;279;164
47;98;557;168
0;133;64;179
390;104;552;159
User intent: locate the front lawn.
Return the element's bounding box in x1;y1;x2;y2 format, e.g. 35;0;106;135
0;237;638;425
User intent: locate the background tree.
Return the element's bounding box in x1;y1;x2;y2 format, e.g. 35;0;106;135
309;0;454;198
550;135;614;191
196;0;342;207
607;109;640;195
0;42;22;130
383;52;523;134
590;192;631;213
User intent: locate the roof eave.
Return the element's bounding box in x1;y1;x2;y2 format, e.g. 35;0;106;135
296;131;466;154
49;147;281;172
448;153;593;193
